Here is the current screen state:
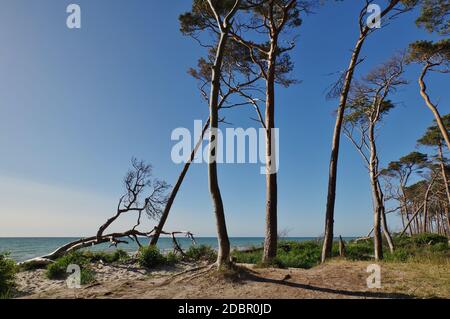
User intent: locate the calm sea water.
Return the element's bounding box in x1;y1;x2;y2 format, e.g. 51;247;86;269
0;237;326;262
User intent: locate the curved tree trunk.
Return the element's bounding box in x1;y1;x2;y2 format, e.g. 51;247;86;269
203;0;240;269
150;119;210;246
322;33;367;263
438;143;450;206
422;179;434;233
209;32;231;268
369;123;383;260
419;66;450;150
381;205;394;253
321;0;402;262
377;182;394;253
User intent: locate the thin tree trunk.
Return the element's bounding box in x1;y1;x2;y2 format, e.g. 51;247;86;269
446;205;450;236
322;33;367;263
438;143;450;206
423;179;434;233
263;39;278;263
401;204;425;236
150;119;210;246
380;195;394;253
369;123;383;260
375;177;394;252
321;0;403;263
204;0;240;268
209;32;231;268
419;65;450;150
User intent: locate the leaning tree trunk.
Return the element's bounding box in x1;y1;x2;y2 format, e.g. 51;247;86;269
262;40;278;263
419;66;450;151
422;179;434;233
321;0;402;262
438;143;450;206
446;205;450;236
150;119;210;246
381;206;394;253
369;123;383;261
208;32;231;268
322;33;367;263
400;203;425;236
377;182;394;253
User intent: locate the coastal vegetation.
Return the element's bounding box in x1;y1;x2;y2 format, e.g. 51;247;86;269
45;250;131;284
232;234;449;268
0;253;16;299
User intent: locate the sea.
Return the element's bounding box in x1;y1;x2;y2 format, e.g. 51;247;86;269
0;237;330;262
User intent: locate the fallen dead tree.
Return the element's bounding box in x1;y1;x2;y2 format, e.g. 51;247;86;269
19;158;196;267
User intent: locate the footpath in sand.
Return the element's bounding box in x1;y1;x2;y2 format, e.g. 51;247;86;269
17;260;450;299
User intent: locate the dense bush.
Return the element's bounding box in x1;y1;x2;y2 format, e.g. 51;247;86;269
165;252;181;265
82;249;130;264
232;248;262;265
45;251;95;284
0;253;17;299
411;233;448;246
346;239;374;261
137;246;166;268
233;241;323;269
184;245;217;263
385;234;449;263
233;235;449;268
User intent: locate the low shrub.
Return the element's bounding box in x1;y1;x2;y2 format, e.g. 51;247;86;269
346;239;374;261
411;233;448;246
165;252;181;266
233;241;322;269
45;251;95;284
0;253;17;299
277;241;322;269
137;246;166;268
232;249;262;265
82;249;130;264
384;248;410;262
185;245;217;263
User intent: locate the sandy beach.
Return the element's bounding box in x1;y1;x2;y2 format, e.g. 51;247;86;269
14;260;450;299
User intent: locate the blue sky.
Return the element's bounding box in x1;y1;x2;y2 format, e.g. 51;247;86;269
0;0;448;237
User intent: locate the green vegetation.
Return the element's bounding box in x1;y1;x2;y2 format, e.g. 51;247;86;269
233;235;449;269
385;234;449;263
137;246;168;268
45;249;130;284
0;253;17;299
82;249;130;264
233;241;329;269
165;251;181;265
138;244;217;267
46;251;95;284
184;245;217;263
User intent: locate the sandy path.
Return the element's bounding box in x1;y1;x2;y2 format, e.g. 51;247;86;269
18;260;450;299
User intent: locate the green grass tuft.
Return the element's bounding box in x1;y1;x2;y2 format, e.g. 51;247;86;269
184;245;217;263
137;246;167;268
233;241;323;269
45;251;95;285
232;235;449;269
0;252;17;299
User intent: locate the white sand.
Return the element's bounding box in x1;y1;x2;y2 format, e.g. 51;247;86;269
15;261;195;297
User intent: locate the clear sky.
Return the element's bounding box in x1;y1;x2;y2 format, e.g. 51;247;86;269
0;0;448;237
